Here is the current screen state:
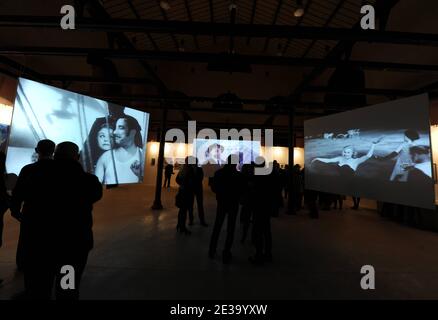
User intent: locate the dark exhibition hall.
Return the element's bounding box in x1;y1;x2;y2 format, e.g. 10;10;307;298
1;0;438;310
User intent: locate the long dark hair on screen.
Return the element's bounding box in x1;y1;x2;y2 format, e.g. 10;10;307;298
80;118;115;173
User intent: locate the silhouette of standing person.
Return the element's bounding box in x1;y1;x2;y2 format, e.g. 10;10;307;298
189;158;208;227
283;164;290;199
12;140;56;272
351;196;361;210
270;160;283;217
163;163;174;188
175;157;196;235
208;155;243;264
239;163;254;244
292;164;303;211
11;141;102;300
0;151;9;286
249;158;274;265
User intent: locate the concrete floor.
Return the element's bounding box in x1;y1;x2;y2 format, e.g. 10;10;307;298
1;184;438;299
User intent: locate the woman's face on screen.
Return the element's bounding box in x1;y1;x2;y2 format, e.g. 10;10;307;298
98;127;113;151
342;147;353;159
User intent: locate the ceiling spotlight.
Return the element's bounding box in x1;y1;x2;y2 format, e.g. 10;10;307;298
178;39;185;52
294;0;305;18
276;43;283;57
160;1;171;11
229;0;237;11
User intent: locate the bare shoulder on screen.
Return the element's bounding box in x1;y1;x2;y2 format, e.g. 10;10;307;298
97;150;113;164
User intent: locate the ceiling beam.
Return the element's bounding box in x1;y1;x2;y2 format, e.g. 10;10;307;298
183;0;199;50
282;0;313;56
126;0;159;51
2;16;438;46
0;56;44;80
262;0;283;53
208;0;217;44
0;69;416;97
301;0;347;58
3;47;438;73
155;0;179;51
246;0;258;46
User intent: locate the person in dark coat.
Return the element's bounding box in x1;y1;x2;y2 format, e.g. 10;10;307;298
292;164;304;211
0;151;9;286
270;160;284;217
12;140;56;272
11;141;102;300
208;155;243;263
239;163;254;243
175;157;196;235
163;163;174;188
189;159;208;226
249;158;275;265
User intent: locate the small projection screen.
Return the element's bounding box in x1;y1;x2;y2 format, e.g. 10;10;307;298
193;139;261;177
304;94;435;209
7;78;150;185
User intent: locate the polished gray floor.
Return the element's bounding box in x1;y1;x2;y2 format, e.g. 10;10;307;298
1;185;438;299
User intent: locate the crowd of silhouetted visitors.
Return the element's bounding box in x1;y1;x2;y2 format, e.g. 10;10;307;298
0;139;102;299
172;155;364;265
0;140;366;298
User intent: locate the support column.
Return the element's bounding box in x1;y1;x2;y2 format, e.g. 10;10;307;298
287;105;295;214
152;105;168;210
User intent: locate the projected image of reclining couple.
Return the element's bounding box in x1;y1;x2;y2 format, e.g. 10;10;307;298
7;78;150;185
309;129;431;181
193;139;261;177
304;94;435;209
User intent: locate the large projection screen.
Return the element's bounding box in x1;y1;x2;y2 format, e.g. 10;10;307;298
304;94;435;209
7;78;150;185
193;139;261;177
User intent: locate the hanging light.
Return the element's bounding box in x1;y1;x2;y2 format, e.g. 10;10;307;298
160;1;171;11
294;0;305;18
229;0;237;12
276;43;283;56
178;39;185;52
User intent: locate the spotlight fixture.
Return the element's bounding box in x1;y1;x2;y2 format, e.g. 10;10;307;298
276;43;283;57
178;39;185;52
229;0;237;11
294;0;305;18
160;1;171;11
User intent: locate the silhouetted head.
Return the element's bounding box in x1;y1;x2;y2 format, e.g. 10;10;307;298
404;129;420;143
54;141;80;161
254;156;265;168
113;115;142;148
342;146;356;159
410;145;430;164
35;139;56;159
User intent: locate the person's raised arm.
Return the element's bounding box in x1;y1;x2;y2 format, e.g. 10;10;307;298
311;156;341;164
356;137;384;165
